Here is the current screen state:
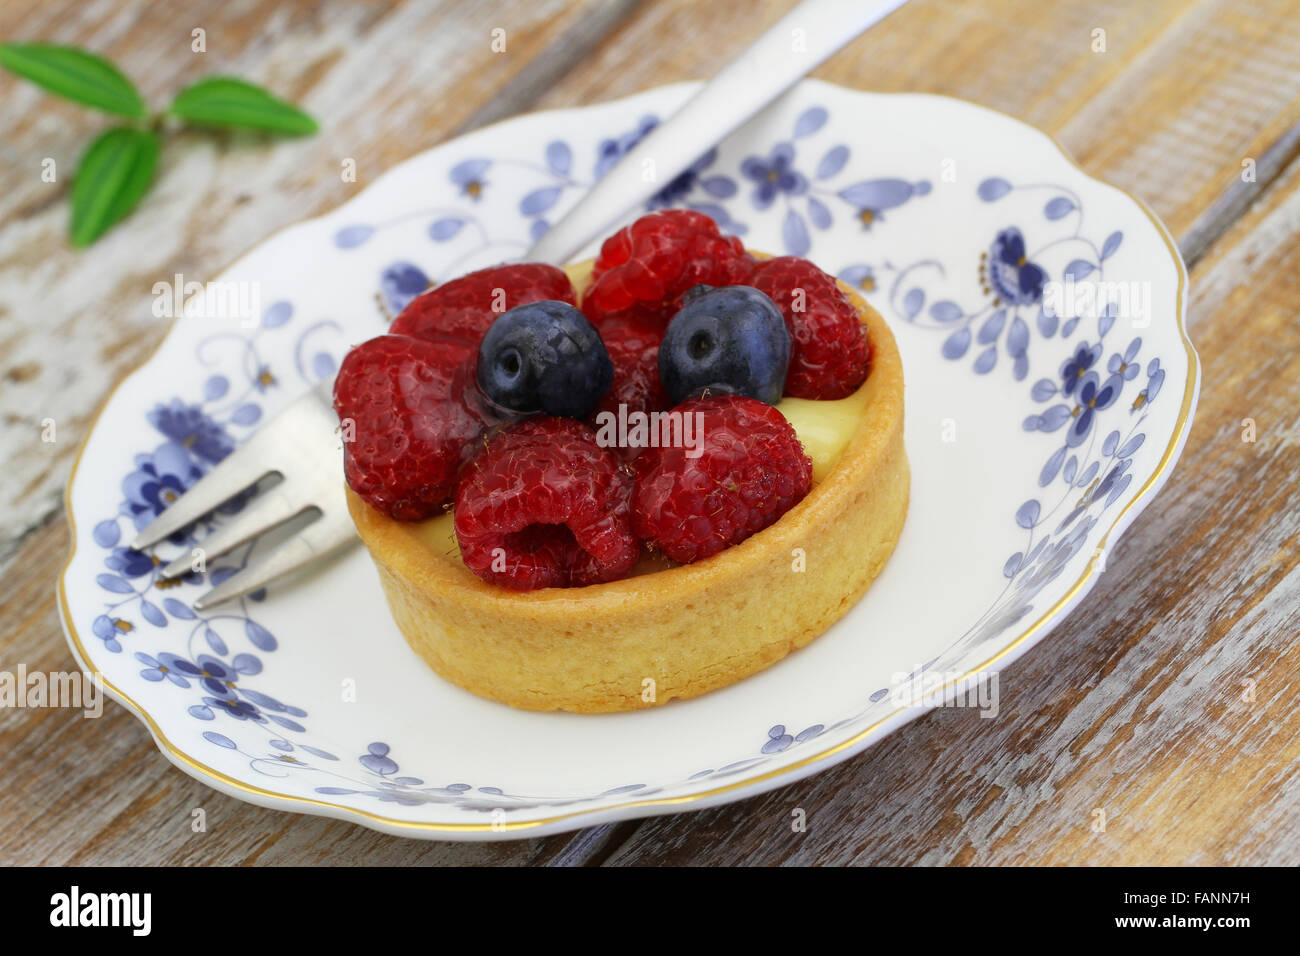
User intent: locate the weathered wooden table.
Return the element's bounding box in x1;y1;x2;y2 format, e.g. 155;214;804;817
2;0;1297;866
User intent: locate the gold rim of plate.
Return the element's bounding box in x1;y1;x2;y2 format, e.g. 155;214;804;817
56;91;1199;835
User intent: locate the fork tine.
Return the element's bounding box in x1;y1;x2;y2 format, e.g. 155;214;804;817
157;487;311;579
130;441;274;551
193;506;355;610
132;379;339;552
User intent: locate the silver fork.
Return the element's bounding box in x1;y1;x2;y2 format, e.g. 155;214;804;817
133;378;352;610
133;0;904;608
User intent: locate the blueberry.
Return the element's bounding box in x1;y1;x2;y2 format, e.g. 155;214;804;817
658;286;790;405
476;300;613;418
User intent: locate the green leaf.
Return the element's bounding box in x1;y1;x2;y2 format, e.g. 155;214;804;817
0;43;147;118
70;127;160;246
168;77;317;135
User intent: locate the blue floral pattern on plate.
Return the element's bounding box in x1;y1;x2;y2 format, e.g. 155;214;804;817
61;82;1194;833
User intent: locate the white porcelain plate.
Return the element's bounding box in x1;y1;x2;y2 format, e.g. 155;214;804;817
59;80;1199;840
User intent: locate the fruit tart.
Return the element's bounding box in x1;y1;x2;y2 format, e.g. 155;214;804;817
334;210;908;712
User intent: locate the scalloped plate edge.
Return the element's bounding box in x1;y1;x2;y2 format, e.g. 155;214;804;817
56;81;1200;840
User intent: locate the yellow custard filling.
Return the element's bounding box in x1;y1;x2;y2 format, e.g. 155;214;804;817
412;510;461;561
773;388;870;483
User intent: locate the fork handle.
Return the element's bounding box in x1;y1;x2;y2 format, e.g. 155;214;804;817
524;0;908;265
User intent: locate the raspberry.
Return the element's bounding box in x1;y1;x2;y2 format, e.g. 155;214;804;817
747;256;870;399
391;263;576;343
333;334;496;520
454;418;639;590
591;309;669;423
632;394;812;563
582;210;751;326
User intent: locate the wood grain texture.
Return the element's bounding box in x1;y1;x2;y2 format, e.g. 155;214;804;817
1;0;1298;865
